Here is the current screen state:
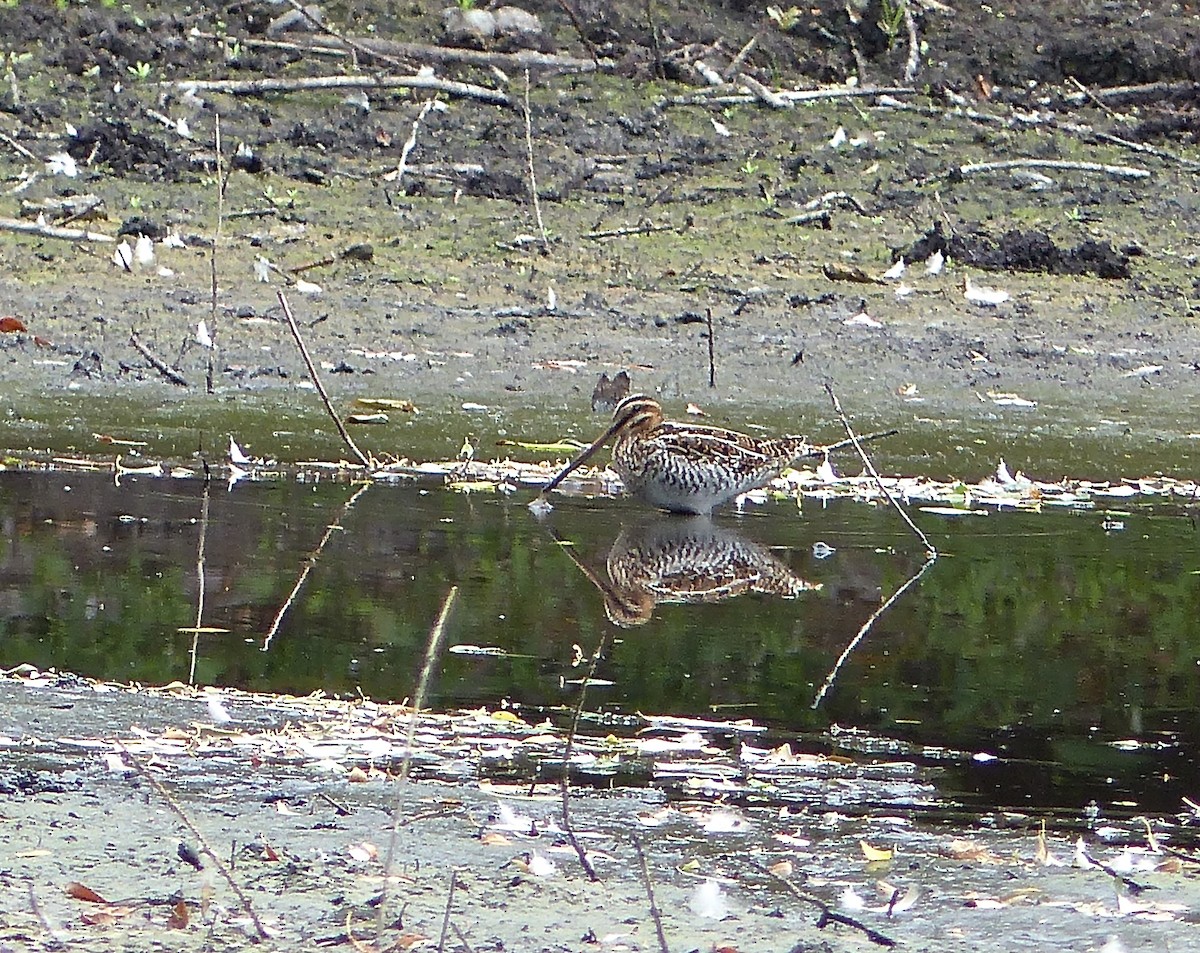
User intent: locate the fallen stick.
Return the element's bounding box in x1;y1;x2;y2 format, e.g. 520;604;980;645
875;95;1200;171
957;158;1150;181
0;215;114;243
278;0;411;73
191;30;605;75
661;85;915;107
166;72;510;106
129;329;188;386
583;221;678;240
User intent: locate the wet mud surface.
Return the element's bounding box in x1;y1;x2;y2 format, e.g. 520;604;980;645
3;2;1200;949
5;673;1200;952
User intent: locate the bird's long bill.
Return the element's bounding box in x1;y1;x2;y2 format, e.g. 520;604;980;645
540;418;624;496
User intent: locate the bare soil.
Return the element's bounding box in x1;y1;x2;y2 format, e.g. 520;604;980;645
3;2;1200;949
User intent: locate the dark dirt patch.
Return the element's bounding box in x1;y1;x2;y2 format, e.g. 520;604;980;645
904;223;1133;278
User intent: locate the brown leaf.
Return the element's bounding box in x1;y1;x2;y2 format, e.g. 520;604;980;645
0;316;27;333
65;881;109;904
481;832;512;847
166;900;190;929
347;766;370;783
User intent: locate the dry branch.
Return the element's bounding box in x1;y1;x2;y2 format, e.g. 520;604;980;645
738;73;791;109
583;221;678;240
958;158;1150;181
0;215;114;242
167;73;509;107
129;330;188;386
193;31;605;75
661;84;915;108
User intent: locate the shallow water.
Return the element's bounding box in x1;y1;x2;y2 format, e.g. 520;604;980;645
2;468;1198;819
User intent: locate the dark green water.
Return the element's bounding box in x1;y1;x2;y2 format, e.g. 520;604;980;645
2;469;1198;816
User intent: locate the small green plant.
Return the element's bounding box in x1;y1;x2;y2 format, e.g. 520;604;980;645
740;160;761;176
456;0;476;9
878;0;906;48
126;61;152;81
262;184;300;210
766;5;801;31
128;194;143;211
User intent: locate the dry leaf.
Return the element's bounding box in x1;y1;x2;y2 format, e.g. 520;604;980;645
166;900;190;929
347;766;370;783
481;832;512;847
0;316;28;333
65;881;109;904
768;859;793;878
860;840;894;862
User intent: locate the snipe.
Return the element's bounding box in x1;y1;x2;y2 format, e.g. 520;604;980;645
542;394;824;515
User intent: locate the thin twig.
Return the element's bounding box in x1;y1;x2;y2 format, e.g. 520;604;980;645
552;0;601;65
0;128;41;163
188;474;211;685
261;481;373;651
207;113;223;394
722;32;760;80
452;922;477;953
705;307;716;388
810;554;936;709
385;98;441;185
824;381;935;556
436;870;458;953
117;743;270;939
632;838;670;953
1066;75;1124;121
378;586;459;939
560;633;607;881
26;882;67;949
757;861;896;947
644;0;664;79
130;329;188;386
281;0;411;72
523;70;549;250
276;291;371;468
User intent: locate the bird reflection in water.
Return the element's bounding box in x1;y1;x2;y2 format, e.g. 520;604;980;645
557;517;822;627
